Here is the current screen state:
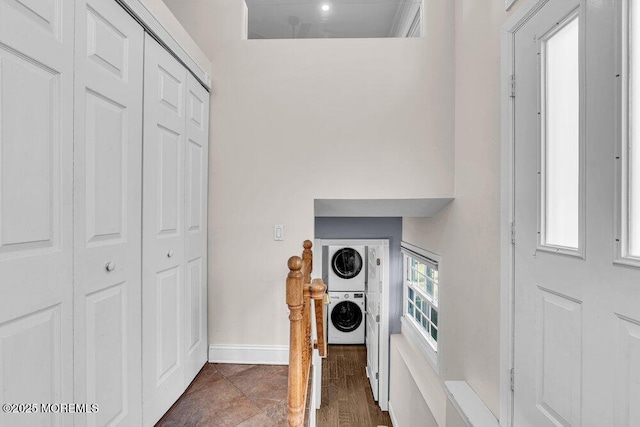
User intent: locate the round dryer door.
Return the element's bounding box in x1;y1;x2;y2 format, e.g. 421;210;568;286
331;301;363;333
331;247;363;279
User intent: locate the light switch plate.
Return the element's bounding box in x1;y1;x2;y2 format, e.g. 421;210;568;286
274;224;284;241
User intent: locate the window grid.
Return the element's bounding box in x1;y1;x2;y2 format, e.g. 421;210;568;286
405;257;438;351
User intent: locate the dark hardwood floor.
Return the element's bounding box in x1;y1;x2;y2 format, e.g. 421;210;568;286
155;345;391;426
317;345;393;427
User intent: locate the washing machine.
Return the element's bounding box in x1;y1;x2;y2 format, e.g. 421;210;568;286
327;291;365;344
327;246;366;292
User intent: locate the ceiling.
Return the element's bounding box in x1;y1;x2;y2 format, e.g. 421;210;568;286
245;0;422;39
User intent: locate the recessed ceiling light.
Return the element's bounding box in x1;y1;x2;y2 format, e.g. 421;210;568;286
321;4;330;11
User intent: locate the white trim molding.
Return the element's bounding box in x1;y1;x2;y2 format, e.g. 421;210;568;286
500;1;552;426
445;381;500;427
116;0;212;90
208;344;289;365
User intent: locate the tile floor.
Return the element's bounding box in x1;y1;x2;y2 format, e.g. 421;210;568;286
157;345;392;427
156;363;289;427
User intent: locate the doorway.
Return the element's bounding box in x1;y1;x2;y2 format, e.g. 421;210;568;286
314;238;391;411
314;216;402;412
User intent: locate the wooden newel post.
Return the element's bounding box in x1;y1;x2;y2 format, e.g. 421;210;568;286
286;256;304;427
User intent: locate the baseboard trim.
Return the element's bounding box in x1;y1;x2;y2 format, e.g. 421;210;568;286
208;344;289;365
388;400;400;427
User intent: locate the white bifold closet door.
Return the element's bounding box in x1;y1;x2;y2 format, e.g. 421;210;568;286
73;0;144;426
0;1;75;426
142;34;209;426
183;57;209;385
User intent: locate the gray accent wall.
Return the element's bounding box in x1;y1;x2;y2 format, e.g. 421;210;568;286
314;217;403;334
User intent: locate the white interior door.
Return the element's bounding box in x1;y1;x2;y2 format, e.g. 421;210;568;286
73;0;144;425
513;1;640;425
0;1;75;426
183;73;209;384
142;33;188;426
365;245;382;401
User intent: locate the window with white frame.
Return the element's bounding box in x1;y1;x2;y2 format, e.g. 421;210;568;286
401;243;440;355
539;11;583;254
621;0;640;264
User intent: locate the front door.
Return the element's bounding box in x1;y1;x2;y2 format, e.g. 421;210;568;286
513;1;640;425
365;245;382;401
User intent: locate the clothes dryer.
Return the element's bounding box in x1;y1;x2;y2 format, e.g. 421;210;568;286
327;246;366;292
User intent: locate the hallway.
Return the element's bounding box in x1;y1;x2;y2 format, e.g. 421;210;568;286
317;345;392;427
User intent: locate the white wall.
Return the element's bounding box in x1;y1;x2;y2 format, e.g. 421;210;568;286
389;333;444;427
390;340;439;427
163;0;455;350
401;0;523;418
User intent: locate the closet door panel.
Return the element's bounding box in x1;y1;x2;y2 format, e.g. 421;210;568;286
184;74;209;383
142;34;187;427
157;126;182;236
0;0;74;425
0;0;64;69
73;0;144;425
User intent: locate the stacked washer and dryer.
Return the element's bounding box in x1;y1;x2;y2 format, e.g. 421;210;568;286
327;246;366;344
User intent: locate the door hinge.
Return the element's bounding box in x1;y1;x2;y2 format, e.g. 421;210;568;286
511;222;516;245
376;314;380;323
509;74;516;98
376;258;381;266
510;368;515;392
375;373;379;380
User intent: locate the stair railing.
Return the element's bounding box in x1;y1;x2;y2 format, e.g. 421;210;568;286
286;240;327;427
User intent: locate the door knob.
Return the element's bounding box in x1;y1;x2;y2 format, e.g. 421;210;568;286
105;262;116;272
167;250;174;258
